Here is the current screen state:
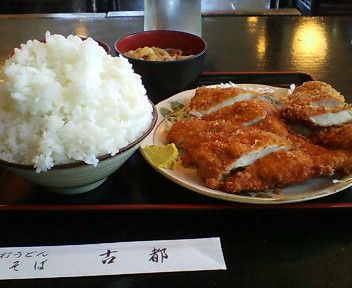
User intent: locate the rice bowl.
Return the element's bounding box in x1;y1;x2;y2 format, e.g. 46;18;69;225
0;32;154;173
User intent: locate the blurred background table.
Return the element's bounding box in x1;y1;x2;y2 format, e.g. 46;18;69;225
1;13;352;288
1;0;352;16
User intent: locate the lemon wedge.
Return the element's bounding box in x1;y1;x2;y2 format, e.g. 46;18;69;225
142;143;178;169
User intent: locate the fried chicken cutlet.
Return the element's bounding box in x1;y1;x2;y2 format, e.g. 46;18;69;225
189;86;286;117
165;82;352;194
282;105;352;127
203;98;290;136
167;119;244;153
167;117;352;192
289;81;345;108
310;123;352;151
167;119;292;188
167;118;290;163
221;142;352;193
286;135;352;176
221;149;315;193
282;81;352;127
202;98;277;124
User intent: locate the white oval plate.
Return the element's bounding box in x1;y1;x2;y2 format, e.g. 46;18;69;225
140;84;352;204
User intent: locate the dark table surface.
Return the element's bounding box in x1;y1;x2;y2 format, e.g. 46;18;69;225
1;14;352;287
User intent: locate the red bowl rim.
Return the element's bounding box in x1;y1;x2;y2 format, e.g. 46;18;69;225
0;103;158;171
114;30;207;63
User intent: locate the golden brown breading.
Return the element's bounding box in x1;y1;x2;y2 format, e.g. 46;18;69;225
288;93;345;108
183;128;291;189
189;86;287;117
310;123;352;151
281;104;352;127
201;99;291;136
189;86;260;117
293;81;333;93
251;114;291;137
282;81;351;128
202;98;276;123
290;81;345;106
221;144;352;194
166;82;352;194
221;149;315;193
167;119;242;152
292;137;352;176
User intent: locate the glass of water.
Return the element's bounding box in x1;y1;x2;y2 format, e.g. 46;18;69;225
144;0;202;36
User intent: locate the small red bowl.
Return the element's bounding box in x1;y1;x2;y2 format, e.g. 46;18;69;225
115;30;207;103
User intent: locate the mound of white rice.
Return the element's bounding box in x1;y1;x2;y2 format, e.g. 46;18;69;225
0;32;153;172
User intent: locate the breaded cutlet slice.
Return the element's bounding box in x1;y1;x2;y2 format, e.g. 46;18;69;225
290;81;345;107
310;123;352;151
281;104;352;127
167;116;291;167
282;81;348;127
167;119;261;166
201;98;291;136
286;134;352;177
288;93;346;108
167;118;243;153
202;98;278;125
185;128;291;189
189;86;286;117
221;149;315;193
221;140;352;194
252;114;291;137
288;81;345;108
293;81;335;93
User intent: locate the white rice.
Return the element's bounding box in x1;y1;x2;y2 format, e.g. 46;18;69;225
0;32;153;172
